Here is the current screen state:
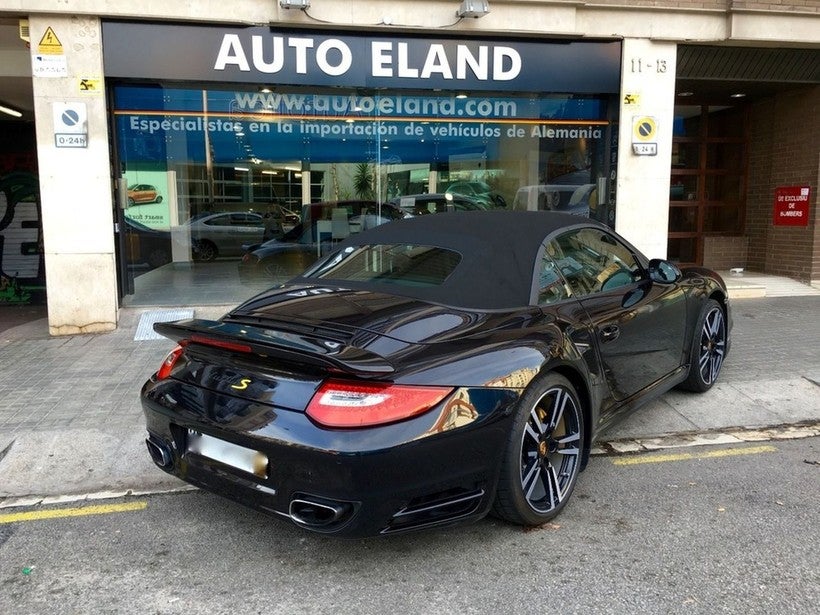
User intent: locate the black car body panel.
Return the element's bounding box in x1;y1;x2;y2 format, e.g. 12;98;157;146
141;211;731;536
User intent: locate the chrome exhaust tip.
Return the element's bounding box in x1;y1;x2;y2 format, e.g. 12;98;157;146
145;435;173;469
289;496;353;529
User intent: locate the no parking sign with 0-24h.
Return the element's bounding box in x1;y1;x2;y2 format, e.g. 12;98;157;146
631;116;657;156
52;102;88;148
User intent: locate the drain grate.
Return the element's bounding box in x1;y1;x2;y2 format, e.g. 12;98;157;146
134;309;195;341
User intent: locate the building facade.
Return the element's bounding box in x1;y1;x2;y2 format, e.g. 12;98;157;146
0;1;817;334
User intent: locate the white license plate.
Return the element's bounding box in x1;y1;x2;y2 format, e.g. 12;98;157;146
187;430;268;479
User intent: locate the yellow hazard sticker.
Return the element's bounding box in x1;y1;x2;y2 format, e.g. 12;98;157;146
37;26;64;55
79;78;102;93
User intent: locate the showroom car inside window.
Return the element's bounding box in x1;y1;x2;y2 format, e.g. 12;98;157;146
112;84;616;306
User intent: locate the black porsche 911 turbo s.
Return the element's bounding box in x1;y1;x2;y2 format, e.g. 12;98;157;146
141;211;731;537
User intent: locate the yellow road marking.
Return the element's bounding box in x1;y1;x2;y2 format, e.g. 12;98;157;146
0;501;147;525
612;444;777;466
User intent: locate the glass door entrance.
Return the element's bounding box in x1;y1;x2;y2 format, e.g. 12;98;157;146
669;104;747;265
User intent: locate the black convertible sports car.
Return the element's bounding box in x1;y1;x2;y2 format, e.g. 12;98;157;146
141;211;731;537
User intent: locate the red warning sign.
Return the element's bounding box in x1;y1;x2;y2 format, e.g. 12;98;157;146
773;186;811;227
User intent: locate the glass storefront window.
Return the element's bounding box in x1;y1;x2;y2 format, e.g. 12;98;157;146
669;175;698;202
671;141;699;169
672;106;701;138
705;174;743;204
667;237;698;263
706;143;743;171
669;206;698;233
113;85;615;305
707;106;744;138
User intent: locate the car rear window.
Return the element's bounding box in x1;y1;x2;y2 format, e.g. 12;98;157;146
305;244;462;287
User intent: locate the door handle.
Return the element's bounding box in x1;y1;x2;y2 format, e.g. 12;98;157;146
600;325;620;342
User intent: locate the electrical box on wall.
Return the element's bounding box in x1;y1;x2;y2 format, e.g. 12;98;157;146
457;1;490;18
279;0;310;8
18;19;30;43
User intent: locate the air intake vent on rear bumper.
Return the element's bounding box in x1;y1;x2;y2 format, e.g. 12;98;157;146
382;487;485;534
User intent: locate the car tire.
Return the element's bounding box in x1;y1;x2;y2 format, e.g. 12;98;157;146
155;196;163;204
493;372;584;526
127;197;135;206
194;240;218;262
678;298;727;393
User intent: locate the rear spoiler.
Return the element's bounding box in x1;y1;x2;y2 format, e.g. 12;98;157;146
154;319;395;376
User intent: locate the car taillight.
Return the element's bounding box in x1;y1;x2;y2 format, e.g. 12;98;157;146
157;345;185;380
306;380;453;428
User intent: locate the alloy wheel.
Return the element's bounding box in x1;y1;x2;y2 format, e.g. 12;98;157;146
698;306;726;386
519;385;582;514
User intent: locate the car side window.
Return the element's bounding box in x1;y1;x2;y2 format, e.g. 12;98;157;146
231;214;263;227
551;228;640;297
537;253;571;305
206;215;230;227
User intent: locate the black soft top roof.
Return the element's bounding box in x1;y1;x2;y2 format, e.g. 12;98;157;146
296;210;601;310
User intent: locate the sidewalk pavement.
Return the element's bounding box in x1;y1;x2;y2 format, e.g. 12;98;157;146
1;290;819;507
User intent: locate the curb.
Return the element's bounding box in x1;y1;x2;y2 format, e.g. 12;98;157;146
592;420;820;456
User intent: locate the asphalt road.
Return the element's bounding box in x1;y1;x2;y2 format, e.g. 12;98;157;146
1;437;818;615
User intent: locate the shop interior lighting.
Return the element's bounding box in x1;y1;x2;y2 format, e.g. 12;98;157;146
456;0;490;18
279;0;310;9
730;93;746;98
0;104;22;118
455;92;469;99
234;166;250;172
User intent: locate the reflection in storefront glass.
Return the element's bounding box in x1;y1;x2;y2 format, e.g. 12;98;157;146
113;86;615;306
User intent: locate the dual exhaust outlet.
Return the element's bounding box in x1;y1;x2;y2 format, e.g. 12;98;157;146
145;435;173;469
145;434;353;531
289;496;353;530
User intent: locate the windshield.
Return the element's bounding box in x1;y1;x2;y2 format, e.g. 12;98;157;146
305;244;462;288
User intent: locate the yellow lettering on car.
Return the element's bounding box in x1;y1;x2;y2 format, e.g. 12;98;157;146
231;378;252;391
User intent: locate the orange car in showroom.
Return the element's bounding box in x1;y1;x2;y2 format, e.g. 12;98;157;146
127;184;163;205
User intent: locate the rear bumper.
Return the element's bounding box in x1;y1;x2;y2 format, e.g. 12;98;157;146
141;380;518;537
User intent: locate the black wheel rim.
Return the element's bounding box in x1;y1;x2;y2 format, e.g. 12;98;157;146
263;261;284;279
198;244;215;261
698;307;726;385
519;385;581;514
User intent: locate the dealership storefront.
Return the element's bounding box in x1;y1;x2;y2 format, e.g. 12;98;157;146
104;22;621;306
16;4;814;336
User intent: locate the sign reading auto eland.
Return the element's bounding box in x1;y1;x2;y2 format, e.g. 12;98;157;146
101;23;621;94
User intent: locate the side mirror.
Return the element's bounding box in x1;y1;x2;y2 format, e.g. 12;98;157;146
648;258;682;284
